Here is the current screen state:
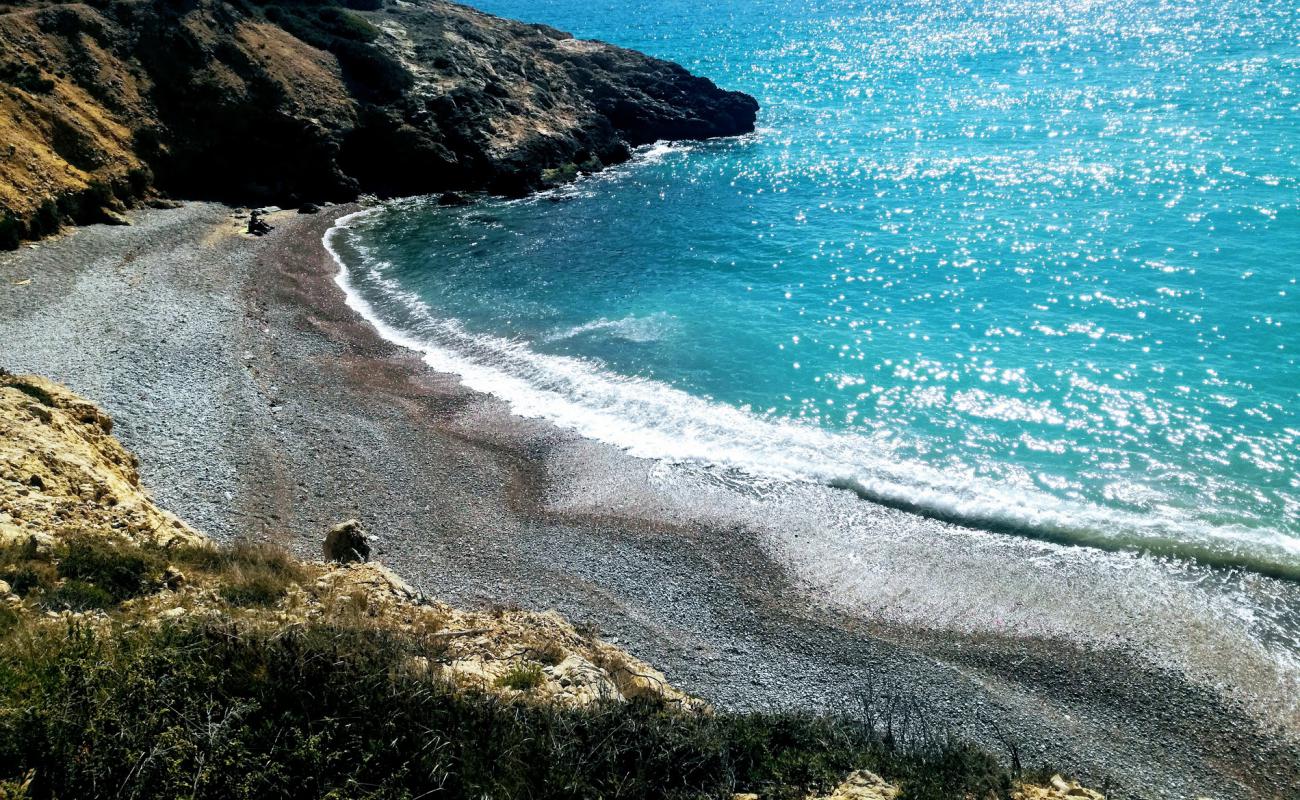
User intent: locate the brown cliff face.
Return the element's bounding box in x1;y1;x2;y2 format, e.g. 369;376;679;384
0;0;759;248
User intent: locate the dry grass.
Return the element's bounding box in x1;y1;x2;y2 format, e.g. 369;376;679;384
0;8;145;239
169;539;308;607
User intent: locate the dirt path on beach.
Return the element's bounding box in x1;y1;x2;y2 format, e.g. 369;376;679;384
2;204;1296;799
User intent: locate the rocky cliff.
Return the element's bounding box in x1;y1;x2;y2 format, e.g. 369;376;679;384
0;0;758;248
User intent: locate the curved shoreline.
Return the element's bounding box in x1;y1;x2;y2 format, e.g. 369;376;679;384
323;202;1300;772
324;198;1300;583
322;200;1300;719
2;203;1299;798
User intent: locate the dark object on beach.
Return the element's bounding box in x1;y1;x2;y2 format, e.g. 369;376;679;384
298;202;321;214
324;519;370;563
247;209;274;236
437;192;470;207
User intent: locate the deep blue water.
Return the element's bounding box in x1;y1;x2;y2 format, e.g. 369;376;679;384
329;0;1300;573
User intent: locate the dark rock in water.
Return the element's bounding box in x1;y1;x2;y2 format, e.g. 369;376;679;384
324;519;370;564
297;203;322;215
0;0;760;247
438;192;471;207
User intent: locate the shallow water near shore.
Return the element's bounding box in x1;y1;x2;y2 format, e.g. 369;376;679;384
326;0;1300;726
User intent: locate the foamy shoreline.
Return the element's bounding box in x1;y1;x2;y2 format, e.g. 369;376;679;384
325;198;1300;582
1;202;1297;797
324;202;1300;723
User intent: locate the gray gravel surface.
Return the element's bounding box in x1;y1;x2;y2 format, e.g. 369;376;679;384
2;203;1297;799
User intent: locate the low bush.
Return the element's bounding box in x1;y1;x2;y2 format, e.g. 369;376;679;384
173;539;305;607
43;580;114;612
3;564;54;598
0;61;55;94
170;539;302;580
0;606;17;637
0;533;1021;799
0;618;1015;800
29;200;60;239
57;537;161;601
1;540;56;598
530;637;568;666
219;572;290;607
254;0;411;101
496;662;545;691
0;215;20;251
7;380;57;408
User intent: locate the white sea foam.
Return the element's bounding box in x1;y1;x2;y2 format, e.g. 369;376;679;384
544;312;678;343
325;208;1300;572
324;206;1300;727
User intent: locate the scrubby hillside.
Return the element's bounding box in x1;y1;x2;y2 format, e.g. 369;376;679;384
0;371;704;708
0;0;759;248
0;372;1106;799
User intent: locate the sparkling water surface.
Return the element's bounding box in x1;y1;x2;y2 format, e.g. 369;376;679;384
332;0;1300;573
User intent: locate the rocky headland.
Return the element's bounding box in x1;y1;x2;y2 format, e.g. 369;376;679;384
0;0;758;247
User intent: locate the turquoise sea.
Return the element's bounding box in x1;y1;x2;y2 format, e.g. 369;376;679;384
328;0;1299;576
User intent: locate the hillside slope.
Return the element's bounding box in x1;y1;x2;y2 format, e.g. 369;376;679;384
0;373;1108;798
0;0;758;248
0;370;702;708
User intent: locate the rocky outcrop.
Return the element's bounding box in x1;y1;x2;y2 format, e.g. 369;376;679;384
323;518;370;563
0;372;200;549
787;769;1106;800
0;0;758;247
807;769;899;800
1015;775;1107;799
0;372;699;710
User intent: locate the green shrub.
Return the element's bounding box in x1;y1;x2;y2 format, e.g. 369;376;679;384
125;166;153;197
29;200;60;239
43;580;114;612
0;619;1016;800
57;538;160;601
4;564;55;598
0;606;18;637
1;537;50;597
496;662;545;691
0;61;54;94
255;1;411;101
0;771;33;800
0;215;20;251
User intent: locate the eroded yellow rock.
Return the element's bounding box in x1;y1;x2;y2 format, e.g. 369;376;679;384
810;770;899;800
0;374;201;548
1015;775;1106;800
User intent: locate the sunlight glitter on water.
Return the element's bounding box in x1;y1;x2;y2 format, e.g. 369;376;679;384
335;0;1299;570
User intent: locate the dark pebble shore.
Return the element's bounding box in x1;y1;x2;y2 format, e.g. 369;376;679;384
1;203;1296;799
